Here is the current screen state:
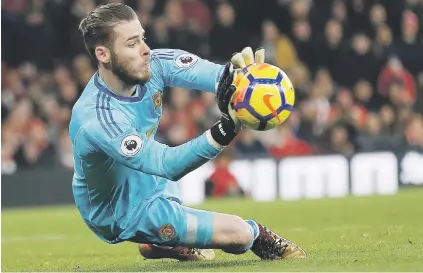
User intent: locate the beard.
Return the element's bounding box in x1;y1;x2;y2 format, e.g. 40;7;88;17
109;50;151;86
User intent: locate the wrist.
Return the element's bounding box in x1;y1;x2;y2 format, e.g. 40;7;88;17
206;130;224;150
210;119;238;146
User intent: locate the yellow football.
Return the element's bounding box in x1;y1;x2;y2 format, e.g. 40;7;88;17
231;63;295;131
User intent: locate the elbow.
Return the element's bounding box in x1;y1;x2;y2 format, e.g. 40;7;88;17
166;165;195;181
166;171;184;182
161;146;199;181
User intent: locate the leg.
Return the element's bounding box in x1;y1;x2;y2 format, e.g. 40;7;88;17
124;197;252;251
138;208;251;261
125;196;306;261
160;181;252;250
139;181;216;261
178;202;306;259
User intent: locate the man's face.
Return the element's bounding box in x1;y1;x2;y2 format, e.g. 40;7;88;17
109;19;151;85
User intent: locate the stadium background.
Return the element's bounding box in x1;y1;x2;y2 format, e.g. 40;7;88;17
2;0;423;206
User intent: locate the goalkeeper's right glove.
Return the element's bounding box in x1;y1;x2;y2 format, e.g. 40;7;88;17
210;47;266;146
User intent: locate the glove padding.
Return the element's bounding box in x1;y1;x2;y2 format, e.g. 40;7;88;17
230;47;265;69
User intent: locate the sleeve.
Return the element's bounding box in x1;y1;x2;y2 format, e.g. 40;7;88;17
82;122;223;181
150;49;225;92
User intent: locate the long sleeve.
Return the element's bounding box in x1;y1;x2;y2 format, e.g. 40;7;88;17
78;123;223;181
150;49;225;92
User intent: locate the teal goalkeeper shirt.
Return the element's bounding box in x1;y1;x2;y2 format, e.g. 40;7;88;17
69;49;224;240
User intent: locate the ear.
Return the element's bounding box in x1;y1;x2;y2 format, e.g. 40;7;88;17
95;46;111;64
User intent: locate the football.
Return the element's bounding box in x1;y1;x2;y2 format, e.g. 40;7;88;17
231;63;295;131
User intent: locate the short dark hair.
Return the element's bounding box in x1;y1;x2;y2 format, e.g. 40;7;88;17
79;3;137;60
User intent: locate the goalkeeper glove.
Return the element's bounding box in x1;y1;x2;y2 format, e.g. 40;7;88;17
211;47;266;146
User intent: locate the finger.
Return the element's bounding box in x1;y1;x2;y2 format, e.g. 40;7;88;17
231;52;246;68
241;47;254;66
223;85;237;104
218;63;230;89
254;47;265;64
230;68;238;84
228;62;234;73
222;63;235;86
225;66;237;87
222;62;231;78
228;84;236;94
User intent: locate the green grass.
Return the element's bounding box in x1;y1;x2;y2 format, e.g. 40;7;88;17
2;188;423;272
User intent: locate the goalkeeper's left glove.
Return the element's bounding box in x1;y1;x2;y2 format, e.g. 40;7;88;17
210;47;266;146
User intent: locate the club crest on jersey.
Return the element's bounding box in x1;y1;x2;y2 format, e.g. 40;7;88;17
175;53;198;68
158;224;176;241
152;90;162;109
120;135;142;157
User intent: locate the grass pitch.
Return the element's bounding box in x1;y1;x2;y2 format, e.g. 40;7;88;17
2;188;423;272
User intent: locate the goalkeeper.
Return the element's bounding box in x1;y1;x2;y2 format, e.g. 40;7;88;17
70;3;306;261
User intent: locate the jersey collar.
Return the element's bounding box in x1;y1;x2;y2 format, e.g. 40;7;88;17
94;72;147;103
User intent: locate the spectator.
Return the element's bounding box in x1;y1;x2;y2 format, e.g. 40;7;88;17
234;131;267;157
291;19;319;73
357;113;402;152
149;16;172;49
329;89;368;129
379;104;400;137
319;19;349;86
290;0;312;21
261;20;298;71
372;24;393;60
166;87;196;145
368;3;388;37
353;79;382;112
405;114;423;150
205;152;244;198
391;11;423;76
377;56;416;103
288;62;312;101
321;124;356;156
268;124;315;158
180;0;211;33
165;0;206;55
331;0;350;36
346;33;382;87
209;2;248;63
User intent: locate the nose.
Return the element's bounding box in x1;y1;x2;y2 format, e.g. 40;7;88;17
140;41;150;58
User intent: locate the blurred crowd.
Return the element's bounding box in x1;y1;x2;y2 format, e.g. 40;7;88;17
2;0;423;177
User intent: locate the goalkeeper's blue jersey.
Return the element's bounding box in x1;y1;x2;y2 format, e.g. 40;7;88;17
69;49;224;243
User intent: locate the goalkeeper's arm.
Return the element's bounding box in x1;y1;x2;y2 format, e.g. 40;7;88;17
77;67;236;181
77;47;265;181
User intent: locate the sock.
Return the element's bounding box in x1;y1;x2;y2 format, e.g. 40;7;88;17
222;220;260;255
245;220;260;241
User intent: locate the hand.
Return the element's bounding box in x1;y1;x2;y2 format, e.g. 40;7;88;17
211;47;266;146
215;47;267;132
